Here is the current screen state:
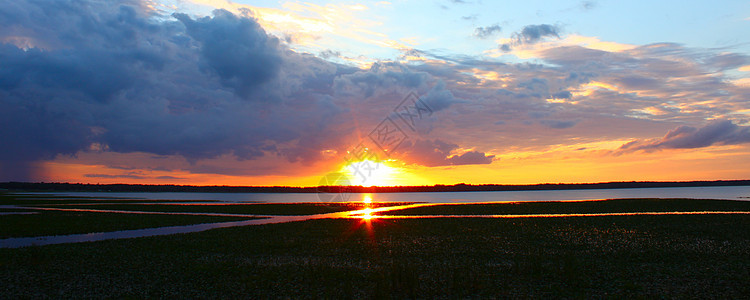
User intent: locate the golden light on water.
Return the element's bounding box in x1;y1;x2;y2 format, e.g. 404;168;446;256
363;194;373;204
362;207;373;220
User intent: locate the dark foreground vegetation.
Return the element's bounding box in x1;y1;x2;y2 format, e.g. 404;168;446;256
1;216;749;297
2;192;750;298
0;215;750;298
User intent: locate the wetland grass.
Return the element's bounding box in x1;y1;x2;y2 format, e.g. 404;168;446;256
0;211;253;238
2;193;749;298
1;214;749;298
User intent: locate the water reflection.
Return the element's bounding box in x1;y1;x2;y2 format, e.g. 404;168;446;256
346;211;750;219
23;185;750;202
0;212;37;215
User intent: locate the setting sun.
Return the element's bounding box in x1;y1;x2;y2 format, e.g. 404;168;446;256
342;159;401;187
363;194;373;203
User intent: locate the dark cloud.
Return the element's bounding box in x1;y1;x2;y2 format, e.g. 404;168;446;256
474;25;502;39
3;0;749;182
155;175;186;180
619;120;750;152
539;119;578;129
173;10;282;98
333;62;432;98
500;24;561;52
84;173;146;179
551;91;572;99
401;139;494;167
1;0;474;181
519;24;560;42
319;49;341;59
83;173;185;180
420;81;462;112
0;0;359;180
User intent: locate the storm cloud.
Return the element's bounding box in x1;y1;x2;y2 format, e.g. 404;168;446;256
0;0;466;181
2;0;749;183
0;0;353;180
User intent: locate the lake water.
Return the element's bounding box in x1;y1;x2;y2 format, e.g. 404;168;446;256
26;185;750;203
4;186;749;248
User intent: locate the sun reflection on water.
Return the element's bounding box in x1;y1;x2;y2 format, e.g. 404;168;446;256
362;207;373;220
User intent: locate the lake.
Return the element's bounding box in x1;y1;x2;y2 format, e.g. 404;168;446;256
25;185;750;203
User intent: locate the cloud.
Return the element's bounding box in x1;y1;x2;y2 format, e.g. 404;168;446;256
619;120;750;152
539;119;578;129
3;0;750;183
84;173;147;179
500;24;560;52
0;0;473;181
551;91;572;99
474;25;502;39
173;10;283;98
400;139;494;167
319;49;341;59
0;0;360;180
580;1;597;10
333;62;432;98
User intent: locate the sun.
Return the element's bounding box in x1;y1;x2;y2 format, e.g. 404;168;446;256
342;159;401;187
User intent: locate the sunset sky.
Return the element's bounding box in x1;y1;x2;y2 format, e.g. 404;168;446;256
1;0;750;186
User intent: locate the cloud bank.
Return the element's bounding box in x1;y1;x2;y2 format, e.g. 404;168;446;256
1;0;749;183
619;120;750;152
0;0;350;180
0;0;470;181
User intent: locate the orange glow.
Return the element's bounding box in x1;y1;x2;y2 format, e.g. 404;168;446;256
362;194;373;204
342;159;401;187
38;143;750;187
362;208;373;220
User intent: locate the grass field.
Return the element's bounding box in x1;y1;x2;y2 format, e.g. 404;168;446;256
1;192;749;298
0;210;254;238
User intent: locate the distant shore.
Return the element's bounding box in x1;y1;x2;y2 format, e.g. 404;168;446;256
1;180;749;193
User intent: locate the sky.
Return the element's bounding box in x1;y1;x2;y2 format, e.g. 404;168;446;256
1;0;749;186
